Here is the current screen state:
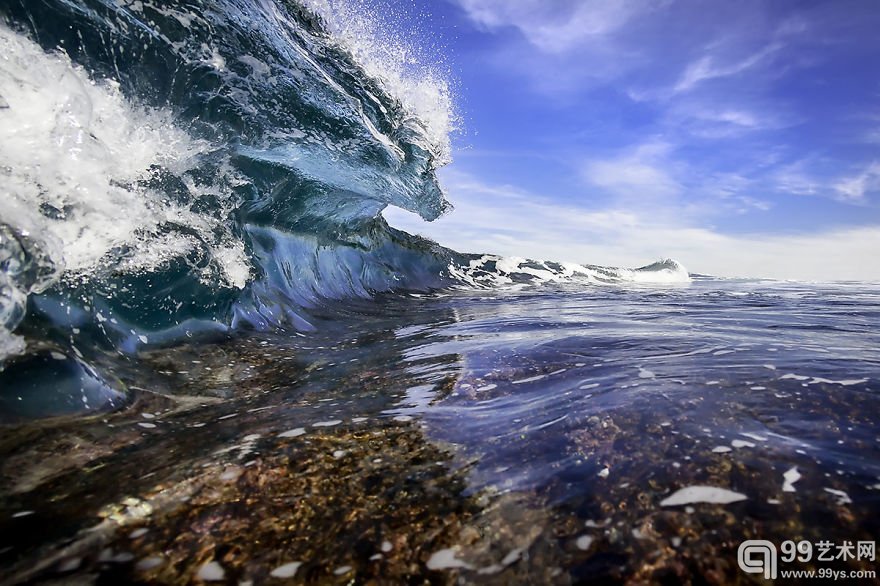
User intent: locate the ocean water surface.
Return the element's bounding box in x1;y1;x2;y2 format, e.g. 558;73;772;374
2;277;878;582
0;0;878;583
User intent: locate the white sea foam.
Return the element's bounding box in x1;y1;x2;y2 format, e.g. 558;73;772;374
448;255;690;290
302;0;457;165
0;27;247;280
0;26;251;357
792;375;868;387
823;488;852;505
615;260;692;283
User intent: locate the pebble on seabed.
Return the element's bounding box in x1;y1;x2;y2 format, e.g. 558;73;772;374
135;556;164;571
269;561;302;578
731;439;755;448
659;486;747;506
279;427;306;438
128;528;149;539
426;548;471;570
782;467;801;492
196;560;225;581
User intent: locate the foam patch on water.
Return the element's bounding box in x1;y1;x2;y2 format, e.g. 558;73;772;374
824;488;852;505
780;373;869;386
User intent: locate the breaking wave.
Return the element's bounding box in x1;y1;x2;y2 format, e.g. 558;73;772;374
0;0;688;417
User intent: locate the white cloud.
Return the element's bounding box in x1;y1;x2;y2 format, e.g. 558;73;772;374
455;0;648;54
581;141;681;200
383;170;880;281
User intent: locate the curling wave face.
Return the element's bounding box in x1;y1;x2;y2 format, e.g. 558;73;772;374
0;0;688;419
0;0;456;357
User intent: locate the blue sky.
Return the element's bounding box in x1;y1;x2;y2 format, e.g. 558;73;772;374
383;0;880;280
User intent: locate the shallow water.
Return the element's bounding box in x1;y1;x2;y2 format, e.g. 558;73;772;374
1;277;878;583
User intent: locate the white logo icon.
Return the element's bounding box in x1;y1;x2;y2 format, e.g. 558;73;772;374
738;540;778;580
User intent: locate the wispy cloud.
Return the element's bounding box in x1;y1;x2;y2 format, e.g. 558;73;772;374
774;160;880;203
653;96;801;145
673;43;782;94
773;161;823;197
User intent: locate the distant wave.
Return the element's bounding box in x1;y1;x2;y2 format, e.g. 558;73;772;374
0;0;688;416
450;256;690;288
